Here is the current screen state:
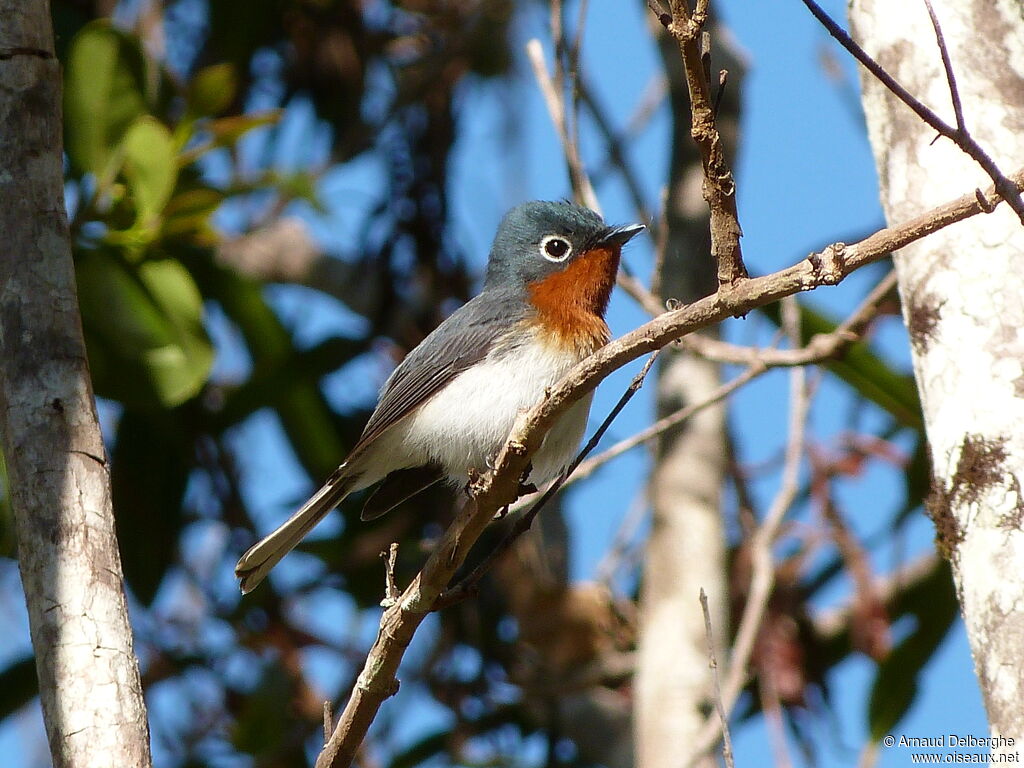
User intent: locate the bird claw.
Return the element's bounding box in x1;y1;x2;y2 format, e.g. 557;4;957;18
516;462;537;498
517;480;538;497
465;467;488;498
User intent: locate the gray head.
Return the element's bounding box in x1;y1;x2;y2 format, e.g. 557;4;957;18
484;201;644;290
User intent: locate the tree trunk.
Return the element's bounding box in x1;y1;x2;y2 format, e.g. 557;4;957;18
0;3;153;766
850;0;1024;744
635;21;743;767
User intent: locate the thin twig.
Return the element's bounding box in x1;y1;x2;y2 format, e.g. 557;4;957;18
657;0;748;284
650;187;670;301
525;39;599;211
700;588;735;768
379;543;400;608
616;270;665;316
921;0;965;132
572;363;763;481
799;0;1024;222
569;0;590;164
596;491;650;588
323;702;333;744
680;269;897;366
577;74;655;228
527;34;668;316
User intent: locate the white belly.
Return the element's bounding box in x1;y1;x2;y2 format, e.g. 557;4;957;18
361;336;593;487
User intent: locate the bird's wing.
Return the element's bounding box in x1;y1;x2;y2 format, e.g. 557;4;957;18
350;290;521;457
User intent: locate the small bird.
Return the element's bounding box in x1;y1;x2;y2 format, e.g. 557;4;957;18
235;201;644;593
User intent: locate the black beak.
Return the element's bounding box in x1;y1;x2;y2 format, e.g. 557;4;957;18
599;223;646;248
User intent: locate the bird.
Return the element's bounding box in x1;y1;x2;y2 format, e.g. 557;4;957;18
235;201;644;593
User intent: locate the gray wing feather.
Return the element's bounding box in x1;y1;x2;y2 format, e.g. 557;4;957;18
350;289;522;456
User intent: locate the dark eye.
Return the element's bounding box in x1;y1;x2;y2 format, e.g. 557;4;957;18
540;235;572;262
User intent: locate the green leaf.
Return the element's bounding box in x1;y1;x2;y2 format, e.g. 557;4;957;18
0;657;37;722
112;410;190;604
205;109;283;147
867;559;958;739
64;21;149;177
121;116;178;227
76;250;214;408
161;187;225;240
187;63;237;117
177;110;283;165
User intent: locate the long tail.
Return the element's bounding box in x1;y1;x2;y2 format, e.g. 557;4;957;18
235;471;356;594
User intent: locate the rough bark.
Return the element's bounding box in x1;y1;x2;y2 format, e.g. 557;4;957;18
850;0;1024;744
0;3;153;766
634;21;743;767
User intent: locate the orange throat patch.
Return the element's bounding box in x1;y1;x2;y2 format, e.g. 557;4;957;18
526;246;619;354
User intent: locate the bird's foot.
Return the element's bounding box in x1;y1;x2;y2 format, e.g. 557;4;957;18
516;462;537;499
465;467;488;498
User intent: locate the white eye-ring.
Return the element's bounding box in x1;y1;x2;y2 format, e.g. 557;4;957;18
540;235;572;262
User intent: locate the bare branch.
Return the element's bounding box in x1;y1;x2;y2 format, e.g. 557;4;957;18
564;269;896;485
573;363;763;482
577;74;655;228
700;588;735;768
525;39;600;212
657;0;747;284
799;0;1024;223
680;269;897;366
921;0;965;132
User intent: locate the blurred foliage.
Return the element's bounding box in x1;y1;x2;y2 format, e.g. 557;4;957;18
0;0;957;765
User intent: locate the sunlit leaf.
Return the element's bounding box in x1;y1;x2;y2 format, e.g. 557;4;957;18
177;110;284;166
64;21;149;177
76;250;213;408
121;116;178;227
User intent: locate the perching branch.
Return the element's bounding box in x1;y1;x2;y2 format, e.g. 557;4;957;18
436;351;662;609
315;168;1024;768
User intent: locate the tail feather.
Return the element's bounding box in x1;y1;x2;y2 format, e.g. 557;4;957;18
235;473;356;594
